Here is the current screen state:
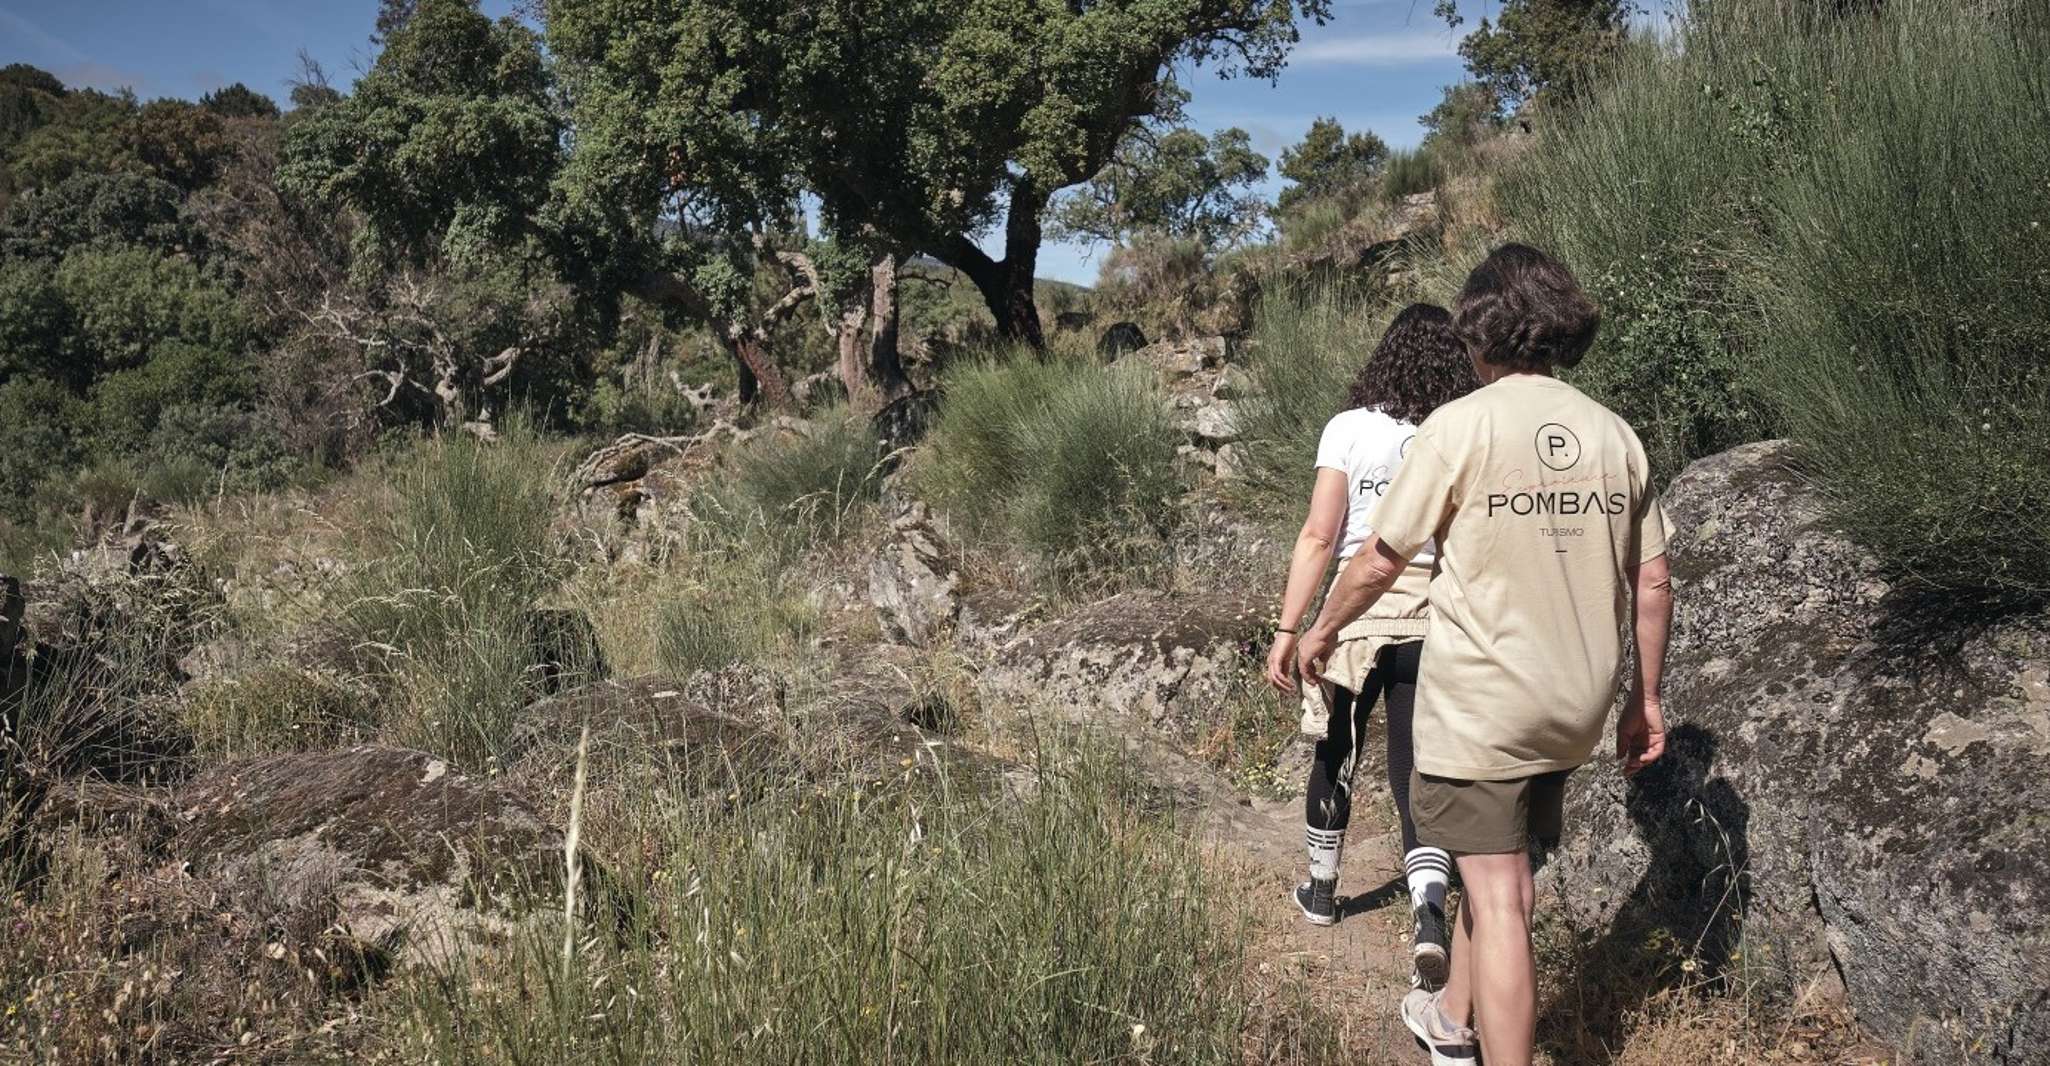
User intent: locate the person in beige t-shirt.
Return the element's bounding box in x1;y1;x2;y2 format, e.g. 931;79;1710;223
1295;244;1675;1066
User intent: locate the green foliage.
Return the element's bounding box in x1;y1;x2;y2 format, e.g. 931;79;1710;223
1277;116;1387;213
0;377;87;519
0;170;192;260
1381;146;1443;201
128;99;235;191
918;354;1183;580
280;0;559;269
549;0;1331;341
88;341;257;453
1438;0;1633;112
4;88;139;193
1507;0;2050;596
1049;118;1270;248
383;745;1252;1064
1418;82;1504;164
54;246;251;376
199;83;281;120
725;413;887;553
344;426;568;763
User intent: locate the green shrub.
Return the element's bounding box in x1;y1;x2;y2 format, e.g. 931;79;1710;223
918;354;1183;580
344;424;567;762
1381;146;1442;201
724;410;886;552
0;376;86;518
1504;0;2049;595
380;743;1255;1064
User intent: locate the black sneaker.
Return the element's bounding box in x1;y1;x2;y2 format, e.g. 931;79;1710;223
1412;902;1450;989
1294;878;1338;926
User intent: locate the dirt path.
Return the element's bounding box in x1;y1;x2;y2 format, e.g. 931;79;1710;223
1204;786;1430;1062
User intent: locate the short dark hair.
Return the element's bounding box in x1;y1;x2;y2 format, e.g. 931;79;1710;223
1453;243;1600;372
1347;303;1478;424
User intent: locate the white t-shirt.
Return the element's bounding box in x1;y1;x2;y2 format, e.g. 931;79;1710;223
1314;407;1436;564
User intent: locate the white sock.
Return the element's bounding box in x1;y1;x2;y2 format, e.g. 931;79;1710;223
1405;847;1451;911
1305;825;1345;882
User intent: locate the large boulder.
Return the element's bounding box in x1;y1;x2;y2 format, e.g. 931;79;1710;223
1539;441;2049;1064
174;746;568;969
868;500;961;645
971;586;1263;740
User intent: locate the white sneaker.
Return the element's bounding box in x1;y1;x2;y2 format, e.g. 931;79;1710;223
1400;987;1479;1065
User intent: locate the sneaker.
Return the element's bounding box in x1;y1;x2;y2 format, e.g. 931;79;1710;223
1412;901;1450;990
1400;988;1479;1065
1293;878;1337;926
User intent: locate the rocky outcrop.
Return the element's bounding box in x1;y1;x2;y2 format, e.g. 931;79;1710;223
1539;441;2049;1064
868;500;961;645
972;586;1263;740
1096;321;1148;360
175;745;569;969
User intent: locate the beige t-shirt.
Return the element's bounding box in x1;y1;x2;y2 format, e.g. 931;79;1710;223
1371;374;1671;780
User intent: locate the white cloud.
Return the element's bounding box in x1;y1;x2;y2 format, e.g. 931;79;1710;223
1293;29;1460;66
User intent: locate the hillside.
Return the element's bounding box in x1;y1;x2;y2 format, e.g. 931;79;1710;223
3;1;2047;1063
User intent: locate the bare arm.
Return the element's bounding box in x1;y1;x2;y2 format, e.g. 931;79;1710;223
1263;468;1348;693
1618;551;1673;775
1296;534;1411;685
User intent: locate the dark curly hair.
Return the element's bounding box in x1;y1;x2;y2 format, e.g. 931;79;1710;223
1453;242;1601;372
1346;303;1478;424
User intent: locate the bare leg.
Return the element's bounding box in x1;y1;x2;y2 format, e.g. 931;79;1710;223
1456;850;1538;1066
1439;886;1476;1024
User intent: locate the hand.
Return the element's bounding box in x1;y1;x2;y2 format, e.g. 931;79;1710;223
1296;624;1338;689
1264;632;1300;693
1617;686;1666;777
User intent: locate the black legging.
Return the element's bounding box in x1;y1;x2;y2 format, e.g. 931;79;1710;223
1304;640;1422;855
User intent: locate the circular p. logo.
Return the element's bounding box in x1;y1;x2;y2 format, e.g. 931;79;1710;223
1535;423;1582;471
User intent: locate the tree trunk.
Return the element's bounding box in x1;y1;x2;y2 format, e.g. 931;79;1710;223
836;254;910;414
935;180;1049;352
724;332;790;409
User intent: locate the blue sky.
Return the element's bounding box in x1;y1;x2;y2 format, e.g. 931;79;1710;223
0;0;1487;285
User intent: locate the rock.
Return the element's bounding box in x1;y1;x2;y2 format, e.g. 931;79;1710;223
1211;364;1255;401
1096;321;1148;360
1538;440;2049;1064
1121;336;1226;381
872;389;938;453
1213;442;1248;480
523;607;607;695
1189;400;1243;444
174;746;569;969
972;586;1263;740
869;500;961;645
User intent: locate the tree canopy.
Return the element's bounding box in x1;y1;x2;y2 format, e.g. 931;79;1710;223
1275;117;1388;212
1048;99;1270;249
548;0;1330;349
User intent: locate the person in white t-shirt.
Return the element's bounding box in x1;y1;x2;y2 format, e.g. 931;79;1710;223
1263;303;1478;986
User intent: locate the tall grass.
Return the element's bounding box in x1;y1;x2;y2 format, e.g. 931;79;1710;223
916;352;1184;583
379;744;1255;1064
1381;147;1442;202
1504;0;2050;596
342;424;570;764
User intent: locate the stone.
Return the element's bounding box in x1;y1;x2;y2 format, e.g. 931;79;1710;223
1096;321;1148;360
1538;440;2049;1064
1211;364;1255;401
868;500;961;645
1189;400;1243;444
1213;442;1248;480
972;586;1263;740
174;746;569;969
1121;336;1226;381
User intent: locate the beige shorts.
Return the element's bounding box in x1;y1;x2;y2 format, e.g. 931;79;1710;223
1410;767;1573;855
